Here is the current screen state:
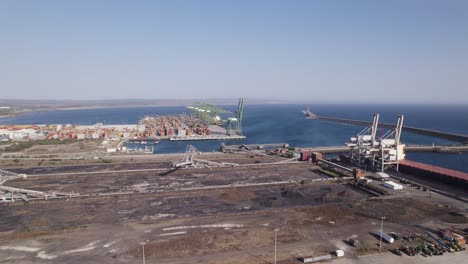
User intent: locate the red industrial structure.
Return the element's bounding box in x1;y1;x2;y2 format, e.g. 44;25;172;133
399;160;468;187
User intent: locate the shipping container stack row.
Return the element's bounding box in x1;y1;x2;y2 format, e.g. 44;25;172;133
299;150;323;164
139;115;211;138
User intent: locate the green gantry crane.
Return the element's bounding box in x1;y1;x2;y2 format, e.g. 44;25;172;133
188;98;244;136
187;103;232;125
226;98;244;136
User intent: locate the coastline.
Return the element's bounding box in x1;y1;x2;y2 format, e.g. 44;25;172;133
0;110;29;119
0;102;239;119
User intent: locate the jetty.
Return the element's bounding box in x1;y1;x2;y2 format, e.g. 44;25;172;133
306;115;468;143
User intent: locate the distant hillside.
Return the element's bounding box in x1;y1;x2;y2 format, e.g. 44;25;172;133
0;98;300;113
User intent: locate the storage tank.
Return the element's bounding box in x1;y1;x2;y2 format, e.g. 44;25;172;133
375;172;390;180
383;181;403;190
335;250;344;257
300;254;332;263
374;230;395;243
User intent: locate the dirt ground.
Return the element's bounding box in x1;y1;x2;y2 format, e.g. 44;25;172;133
0;153;467;264
23;140;102;154
0;150;283;168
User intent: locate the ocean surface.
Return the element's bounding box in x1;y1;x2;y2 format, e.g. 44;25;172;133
1;104;467;172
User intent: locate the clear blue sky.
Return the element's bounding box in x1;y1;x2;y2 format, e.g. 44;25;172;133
1;0;467;103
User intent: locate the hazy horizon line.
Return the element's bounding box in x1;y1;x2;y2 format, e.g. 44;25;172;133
1;98;467;105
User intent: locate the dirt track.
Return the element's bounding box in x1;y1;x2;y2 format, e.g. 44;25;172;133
0;153;467;264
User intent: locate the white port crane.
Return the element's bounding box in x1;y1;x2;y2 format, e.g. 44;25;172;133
375;115;405;172
171;144;238;169
0;169;78;202
0;169;26;185
347;114;406;172
347;113;380;165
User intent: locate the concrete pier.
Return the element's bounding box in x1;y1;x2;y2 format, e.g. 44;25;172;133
169;135;246;141
309;116;468;143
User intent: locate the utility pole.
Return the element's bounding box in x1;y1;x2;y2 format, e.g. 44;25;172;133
274;228;279;264
140;241;146;264
379;217;385;254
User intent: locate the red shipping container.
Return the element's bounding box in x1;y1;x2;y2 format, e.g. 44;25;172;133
300;150;309;161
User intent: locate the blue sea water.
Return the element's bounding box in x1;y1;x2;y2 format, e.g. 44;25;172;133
1;104;467;172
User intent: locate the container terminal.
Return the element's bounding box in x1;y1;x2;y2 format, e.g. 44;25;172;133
0;105;467;264
0;98;246;152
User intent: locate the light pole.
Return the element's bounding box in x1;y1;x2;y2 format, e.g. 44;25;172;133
274;228;279;264
379;217;385;254
140;241;146;264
